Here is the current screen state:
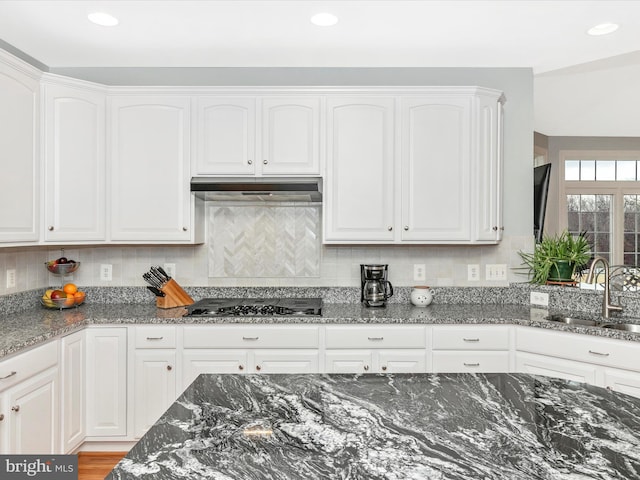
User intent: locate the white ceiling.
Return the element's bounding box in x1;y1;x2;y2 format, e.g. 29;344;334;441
1;0;639;136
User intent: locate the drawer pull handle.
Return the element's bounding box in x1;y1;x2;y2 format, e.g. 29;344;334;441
463;338;480;342
11;405;19;413
0;371;17;380
146;337;164;340
588;350;610;357
363;365;369;371
367;337;384;341
242;336;259;341
464;362;480;367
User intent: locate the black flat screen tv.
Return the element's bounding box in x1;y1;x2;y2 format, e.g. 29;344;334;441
533;164;552;243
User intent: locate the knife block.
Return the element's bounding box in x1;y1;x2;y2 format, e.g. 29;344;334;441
156;279;194;309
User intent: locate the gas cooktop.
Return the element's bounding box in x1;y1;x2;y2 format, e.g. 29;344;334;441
184;298;322;317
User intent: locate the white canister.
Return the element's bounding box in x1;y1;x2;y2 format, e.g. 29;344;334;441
410;286;433;307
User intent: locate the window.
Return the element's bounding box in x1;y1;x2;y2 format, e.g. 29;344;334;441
561;152;640;266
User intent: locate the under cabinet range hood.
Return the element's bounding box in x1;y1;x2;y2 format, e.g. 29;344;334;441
190;177;322;202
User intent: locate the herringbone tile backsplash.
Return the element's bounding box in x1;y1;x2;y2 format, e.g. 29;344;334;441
208;205;321;278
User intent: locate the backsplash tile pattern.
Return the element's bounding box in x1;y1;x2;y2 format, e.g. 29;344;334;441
208;205;320;278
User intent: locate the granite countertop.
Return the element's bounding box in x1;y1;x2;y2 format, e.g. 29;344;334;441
1;302;640;359
106;372;640;480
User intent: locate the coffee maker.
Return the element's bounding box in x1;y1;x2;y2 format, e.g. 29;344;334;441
360;264;394;307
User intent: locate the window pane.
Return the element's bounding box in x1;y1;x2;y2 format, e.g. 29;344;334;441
567;194;580;212
580;195;595;212
623;195;640;266
565;160;580;180
617;160;637;181
567;194;613;261
596;160;616;180
581;160;595;180
624;195;638;213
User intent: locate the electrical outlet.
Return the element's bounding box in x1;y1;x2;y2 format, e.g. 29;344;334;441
100;264;112;282
413;264;426;282
530;291;549;307
486;264;507;281
6;269;16;288
164;263;176;278
467;264;480;281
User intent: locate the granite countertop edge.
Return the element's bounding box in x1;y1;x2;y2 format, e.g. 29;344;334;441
1;302;639;359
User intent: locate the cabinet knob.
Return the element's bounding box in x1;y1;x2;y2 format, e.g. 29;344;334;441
500;226;505;231
0;414;3;421
404;226;409;231
363;365;369;371
166;365;172;371
48;226;54;231
11;405;19;413
493;226;498;231
388;226;393;231
256;365;262;371
182;227;188;232
263;160;268;165
381;366;387;371
238;365;244;371
248;160;253;165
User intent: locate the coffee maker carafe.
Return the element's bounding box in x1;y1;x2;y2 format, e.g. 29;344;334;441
360;264;394;307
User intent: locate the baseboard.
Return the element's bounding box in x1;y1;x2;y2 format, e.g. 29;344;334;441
75;441;136;453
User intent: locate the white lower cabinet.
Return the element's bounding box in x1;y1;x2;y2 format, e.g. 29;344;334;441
515;352;598;384
325;350;426;374
182;350;247;390
602;368;640;398
85;327;127;437
432;351;510;373
60;330;85;453
133;350;176;439
325;351;374;374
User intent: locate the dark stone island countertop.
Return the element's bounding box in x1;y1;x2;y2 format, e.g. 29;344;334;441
106;373;640;480
1;302;640;359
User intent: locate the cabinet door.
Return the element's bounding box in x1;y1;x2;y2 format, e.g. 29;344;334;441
474;93;503;242
401;96;472;241
0;61;39;243
6;368;58;454
324;97;395;242
109;96;192;241
378;350;426;373
261;97;320;175
254;350;319;373
195;97;255;175
181;350;248;391
515;352;598;384
60;331;85;453
43;83;106;241
133;350;176;438
602;368;640;399
86;328;127;437
324;351;374;374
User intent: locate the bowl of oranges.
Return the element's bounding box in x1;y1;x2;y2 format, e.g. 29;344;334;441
40;283;86;309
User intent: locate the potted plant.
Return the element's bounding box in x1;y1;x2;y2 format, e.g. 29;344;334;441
518;230;592;284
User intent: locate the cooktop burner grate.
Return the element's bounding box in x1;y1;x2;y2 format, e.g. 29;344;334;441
185;298;322;317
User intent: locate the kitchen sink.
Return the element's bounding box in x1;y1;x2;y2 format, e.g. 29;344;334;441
601;323;640;333
545;314;599;327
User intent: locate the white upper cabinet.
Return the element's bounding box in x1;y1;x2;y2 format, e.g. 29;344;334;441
0;53;40;244
323;88;504;244
43;81;106;242
323;97;396;242
261;97;320;175
194;96;320;176
109;95;195;242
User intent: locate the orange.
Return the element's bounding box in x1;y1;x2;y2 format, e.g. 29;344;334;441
73;291;86;305
63;293;75;308
63;283;78;295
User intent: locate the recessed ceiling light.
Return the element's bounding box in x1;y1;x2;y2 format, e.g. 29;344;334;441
587;23;619;36
310;13;338;27
88;12;119;27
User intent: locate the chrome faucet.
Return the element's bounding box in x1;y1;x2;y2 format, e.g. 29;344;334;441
586;256;623;319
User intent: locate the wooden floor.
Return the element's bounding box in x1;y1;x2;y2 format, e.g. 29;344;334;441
78;452;127;480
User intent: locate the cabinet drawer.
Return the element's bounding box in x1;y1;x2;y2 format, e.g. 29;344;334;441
183;326;319;349
516;327;640;372
432;351;509;373
134;326;177;348
0;341;58;392
432;325;510;350
325;326;426;349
